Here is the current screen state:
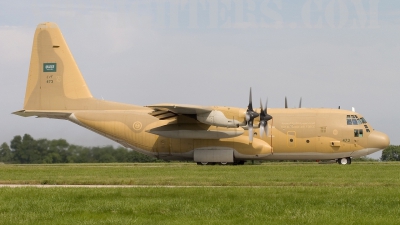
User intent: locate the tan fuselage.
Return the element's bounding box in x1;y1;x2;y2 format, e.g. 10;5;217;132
36;102;383;161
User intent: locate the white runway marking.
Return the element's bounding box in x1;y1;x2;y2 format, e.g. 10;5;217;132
0;184;269;188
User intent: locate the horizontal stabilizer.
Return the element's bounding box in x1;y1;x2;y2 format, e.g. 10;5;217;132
12;110;71;119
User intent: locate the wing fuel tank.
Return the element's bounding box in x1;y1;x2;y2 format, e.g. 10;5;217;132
147;124;244;139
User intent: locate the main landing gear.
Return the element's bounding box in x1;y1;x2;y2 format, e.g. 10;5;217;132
337;157;352;165
196;161;246;165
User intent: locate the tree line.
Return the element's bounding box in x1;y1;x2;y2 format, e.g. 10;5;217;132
0;134;159;164
1;134;400;163
380;145;400;161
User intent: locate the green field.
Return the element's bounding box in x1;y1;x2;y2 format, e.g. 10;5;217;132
0;162;399;224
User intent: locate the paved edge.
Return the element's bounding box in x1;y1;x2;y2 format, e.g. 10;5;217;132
0;184;267;188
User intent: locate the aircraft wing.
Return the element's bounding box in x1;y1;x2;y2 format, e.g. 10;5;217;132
147;103;213;114
146;103;213;120
147;103;243;127
146;104;244;139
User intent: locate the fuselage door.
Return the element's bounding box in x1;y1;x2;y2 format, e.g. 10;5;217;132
156;137;170;155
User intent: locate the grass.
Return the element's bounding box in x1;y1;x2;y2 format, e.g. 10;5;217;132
0;162;399;186
0;162;400;224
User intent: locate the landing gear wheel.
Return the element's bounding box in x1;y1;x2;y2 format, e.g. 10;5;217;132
220;162;228;165
233;161;246;165
338;157;351;165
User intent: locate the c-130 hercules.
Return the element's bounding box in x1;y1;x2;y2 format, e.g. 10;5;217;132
14;22;389;165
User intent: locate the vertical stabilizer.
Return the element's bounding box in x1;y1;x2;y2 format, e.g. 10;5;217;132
23;22;92;110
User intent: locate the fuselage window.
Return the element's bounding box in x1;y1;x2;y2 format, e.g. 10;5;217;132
347;118;352;125
354;129;359;137
361;117;367;124
366;129;370;133
352;119;358;125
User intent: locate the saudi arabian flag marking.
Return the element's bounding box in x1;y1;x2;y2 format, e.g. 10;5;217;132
43;63;57;72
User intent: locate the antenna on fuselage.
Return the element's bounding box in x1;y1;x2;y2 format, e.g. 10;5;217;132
352;107;355;112
299;97;302;108
285;97;302;108
285;97;288;108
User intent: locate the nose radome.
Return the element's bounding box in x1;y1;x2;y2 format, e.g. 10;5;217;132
368;130;390;150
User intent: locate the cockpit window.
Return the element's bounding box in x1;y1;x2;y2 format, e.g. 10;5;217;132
354;129;363;137
347;115;368;126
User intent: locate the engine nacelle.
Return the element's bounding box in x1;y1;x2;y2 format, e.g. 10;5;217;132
197;110;242;128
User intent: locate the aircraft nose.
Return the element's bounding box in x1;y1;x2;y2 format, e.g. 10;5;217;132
368;130;390;150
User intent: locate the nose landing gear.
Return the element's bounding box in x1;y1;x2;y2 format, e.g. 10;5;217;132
337;157;352;165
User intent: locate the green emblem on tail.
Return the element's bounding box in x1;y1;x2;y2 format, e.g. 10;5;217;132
43;63;56;72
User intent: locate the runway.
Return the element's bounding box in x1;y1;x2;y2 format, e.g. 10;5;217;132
0;184;197;188
0;184;263;188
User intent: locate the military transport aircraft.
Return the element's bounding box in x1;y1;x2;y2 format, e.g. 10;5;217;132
13;22;390;165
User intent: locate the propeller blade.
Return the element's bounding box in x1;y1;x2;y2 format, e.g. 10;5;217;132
249;126;254;143
248;88;253;111
258;98;272;138
265;99;269;136
260;125;265;137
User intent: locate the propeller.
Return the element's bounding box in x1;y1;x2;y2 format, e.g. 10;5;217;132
246;88;259;142
259;99;273;137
